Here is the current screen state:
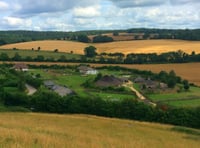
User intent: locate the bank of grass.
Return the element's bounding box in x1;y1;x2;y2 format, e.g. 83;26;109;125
148;86;200;107
89;92;136;100
0;113;199;148
166;99;200;108
148;86;200;101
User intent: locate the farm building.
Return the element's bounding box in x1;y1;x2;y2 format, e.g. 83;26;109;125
144;79;158;89
134;77;168;90
44;80;74;96
78;66;98;75
95;75;125;87
13;63;29;71
134;76;145;83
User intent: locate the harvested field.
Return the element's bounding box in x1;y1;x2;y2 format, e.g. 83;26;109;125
94;39;200;54
0;40;88;54
120;63;200;86
88;33;136;41
1;39;200;55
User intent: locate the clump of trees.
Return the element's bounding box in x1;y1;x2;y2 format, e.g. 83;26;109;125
84;46;97;58
113;31;119;36
77;34;91;43
157;70;180;88
93;35;113;43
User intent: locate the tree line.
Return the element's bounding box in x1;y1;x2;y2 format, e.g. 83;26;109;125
1;28;200;45
1;49;200;64
1;88;199;129
84;47;200;64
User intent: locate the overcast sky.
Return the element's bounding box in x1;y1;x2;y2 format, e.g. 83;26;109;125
0;0;199;31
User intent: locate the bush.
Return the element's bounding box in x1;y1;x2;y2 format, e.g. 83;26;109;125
3;92;29;106
93;35;113;43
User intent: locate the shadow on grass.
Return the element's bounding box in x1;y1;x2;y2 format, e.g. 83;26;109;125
171;126;200;141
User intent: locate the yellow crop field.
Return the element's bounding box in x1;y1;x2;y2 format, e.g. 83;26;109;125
94;39;200;54
1;39;200;55
0;113;199;148
0;40;88;54
113;63;200;86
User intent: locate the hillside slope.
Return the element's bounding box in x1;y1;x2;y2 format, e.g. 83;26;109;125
0;40;88;54
1;39;200;54
0;113;199;148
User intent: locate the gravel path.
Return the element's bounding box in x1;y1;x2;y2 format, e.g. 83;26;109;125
123;81;156;107
25;84;37;95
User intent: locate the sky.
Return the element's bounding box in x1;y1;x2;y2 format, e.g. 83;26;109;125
0;0;200;31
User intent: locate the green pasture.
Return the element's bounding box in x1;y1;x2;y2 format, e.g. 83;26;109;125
148;86;200;107
148;87;200;101
166;99;200;108
89;91;136;100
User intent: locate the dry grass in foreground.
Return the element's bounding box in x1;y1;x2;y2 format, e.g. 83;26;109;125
1;39;200;55
0;113;199;148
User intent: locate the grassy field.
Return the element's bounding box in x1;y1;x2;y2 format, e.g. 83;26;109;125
1;39;200;55
0;113;199;148
89;92;135;100
166;99;200;108
29;68;135;99
29;69;91;97
148;86;200;108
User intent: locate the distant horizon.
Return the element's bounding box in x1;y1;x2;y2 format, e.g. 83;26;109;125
0;0;199;31
1;27;200;32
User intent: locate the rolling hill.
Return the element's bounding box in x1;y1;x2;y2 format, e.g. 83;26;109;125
0;113;199;148
1;39;200;55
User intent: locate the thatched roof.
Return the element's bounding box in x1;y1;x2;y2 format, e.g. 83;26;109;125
134;76;145;83
95;75;123;87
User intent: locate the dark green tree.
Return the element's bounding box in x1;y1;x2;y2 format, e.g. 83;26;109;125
77;34;90;43
167;78;176;88
94;73;102;82
0;53;9;61
37;47;41;51
54;49;59;52
113;31;119;36
84;46;97;58
59;55;66;62
35;55;44;61
183;80;190;91
12;53;22;61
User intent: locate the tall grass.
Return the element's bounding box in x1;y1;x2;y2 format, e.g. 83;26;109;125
0;113;199;148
